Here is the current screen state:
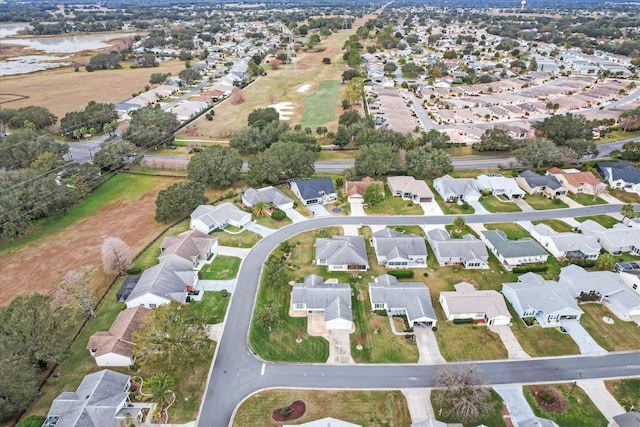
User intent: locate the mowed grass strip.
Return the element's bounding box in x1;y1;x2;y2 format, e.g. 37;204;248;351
531;219;574;232
199;255;242;280
211;229;261;248
579;304;640;352
567;193;607;206
192;291;231;324
365;186;424;215
575;214;620;228
524;383;608;427
608;188;640;203
233;389;411;427
605;378;640;412
299;80;341;127
479;195;522;213
133;219;191;271
484;222;531;240
525;195;569;210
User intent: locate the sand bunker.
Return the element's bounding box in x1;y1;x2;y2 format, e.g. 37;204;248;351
297;84;312;93
269;102;294;121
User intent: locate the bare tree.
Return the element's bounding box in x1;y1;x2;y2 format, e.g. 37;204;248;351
55;266;97;317
592;183;608;201
433;365;493;423
230;88;245;105
101;236;132;276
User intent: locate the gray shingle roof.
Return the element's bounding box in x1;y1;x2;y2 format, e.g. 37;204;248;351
531;223;600;255
427;229;489;263
612;411;640;427
126;262;193;304
160;229;216;264
580;220;640;248
482;230;547;258
434;174;479;198
291;178;336;200
291;275;352;322
315;236;368;267
190;203;248;230
373;228;427;260
502;273;582;315
369;274;436;323
518;170;564;190
243;186;293;207
597;161;640;184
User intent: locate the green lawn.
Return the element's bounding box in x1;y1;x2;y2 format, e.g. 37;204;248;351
233;389;411;427
299;80;341;127
531;219;574;233
524;383;608;427
484;222;531;240
608;188;640;204
253;214;292;229
192;291;231;324
574;214;620;228
525;195;569;210
431;389;506;427
211;229;262;248
567;193;607;206
579;304;640;352
133;219;191;271
479;195;522;213
365;186;424;215
429;183;475;215
606;379;640;413
445;224;479;239
199;255;242;280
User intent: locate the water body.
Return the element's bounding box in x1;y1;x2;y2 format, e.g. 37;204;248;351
0;22;30;38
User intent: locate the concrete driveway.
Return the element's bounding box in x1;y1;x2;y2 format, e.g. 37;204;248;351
198;279;236;292
577;379;626;423
243;221;275;237
559;195;583;208
560;320;607;355
328;330;354;364
468;200;490;214
284;207;308;223
494;385;558;427
600;193;623;204
217;245;250;258
350;201;366;216
402;388;434;424
415;326;446;365
514;198;535;212
308;204;331;217
489;325;530;359
420;201;444;216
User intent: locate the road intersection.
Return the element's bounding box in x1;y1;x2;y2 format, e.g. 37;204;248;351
196;204;640;426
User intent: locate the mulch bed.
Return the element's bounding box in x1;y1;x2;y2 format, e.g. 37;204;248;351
529;385;569;413
271;400;306;422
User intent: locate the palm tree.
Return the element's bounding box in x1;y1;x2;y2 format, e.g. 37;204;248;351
252;201;270;216
145;372;175;410
621;204;636;220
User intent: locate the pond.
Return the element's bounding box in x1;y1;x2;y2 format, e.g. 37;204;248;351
3;33;136;54
0;22;30;38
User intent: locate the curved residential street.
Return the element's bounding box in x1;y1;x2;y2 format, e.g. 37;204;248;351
196;205;640;427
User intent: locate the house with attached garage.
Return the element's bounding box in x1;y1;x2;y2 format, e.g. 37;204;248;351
439;282;511;326
596;161;640;193
546;167;607;196
502;272;584;327
371;228;427;268
289;177;337;206
426;228;489;268
87;306;149;367
125;262;197;309
618;268;640;297
368;274;437;328
344;176;385;203
290;275;353;331
433;174;481;203
386;176;434;202
315;235;369;271
242;186;294;210
480;229;549;271
159;229;217;270
190;203;251;234
43;369;141;427
578;220;640;255
529;223;600;260
515;170;567;199
475;173;525;199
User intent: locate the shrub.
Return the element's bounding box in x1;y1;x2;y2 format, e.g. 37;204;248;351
388;269;414;278
126;266;142;274
453;318;474;324
567;258;596;268
271;209;286;220
512;265;548;273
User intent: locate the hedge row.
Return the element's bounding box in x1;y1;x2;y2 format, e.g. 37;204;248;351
387;269;414;278
453;318;474;324
512;265;548;274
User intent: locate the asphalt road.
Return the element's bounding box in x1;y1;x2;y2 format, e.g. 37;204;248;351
197;205;640;427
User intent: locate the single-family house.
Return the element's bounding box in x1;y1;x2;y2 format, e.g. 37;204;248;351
315;236;369;271
433;175;481;202
475;173;525;199
386;176;434;202
502;273;583;327
87;306;149;367
516;170;567;199
596;161;640;193
344;176;385;203
529;223;600;260
426;228;489;269
371;228;427;268
559;264;640;320
439;282;511;326
43;370;140;427
578;220;640;255
159;229;217;270
289;178;337;205
481;229;548;271
619;270;640;297
368;274;437;328
242;186;294;210
125;262;197;309
546;167;607;196
285;417;360;427
189;203;251;233
611;411;640;427
291;275;353;330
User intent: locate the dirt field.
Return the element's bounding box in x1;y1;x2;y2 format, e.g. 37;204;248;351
0;176;177;306
178;13;375;140
0;59;185;118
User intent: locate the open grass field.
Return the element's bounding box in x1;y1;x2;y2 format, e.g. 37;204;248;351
579;303;640;352
233;389;411;427
524;383;608;427
199;255;242;280
605;379;640;412
567;193;607;206
0;173;181;306
431;389;506;427
176;15;372;140
479;195;522;213
525;195;569;210
299;79;341;127
0;59;185;118
192;290;231;324
575;214;620;228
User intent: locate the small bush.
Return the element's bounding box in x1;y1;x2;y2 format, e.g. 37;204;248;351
512;265;548;273
423;272;429;277
453;318;474;324
388;269;414;278
567;258;596;268
126;267;142;274
271;209;286;220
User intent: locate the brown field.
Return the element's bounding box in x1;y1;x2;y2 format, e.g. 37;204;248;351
0;59;185;118
0;177;176;306
178;14;373;140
